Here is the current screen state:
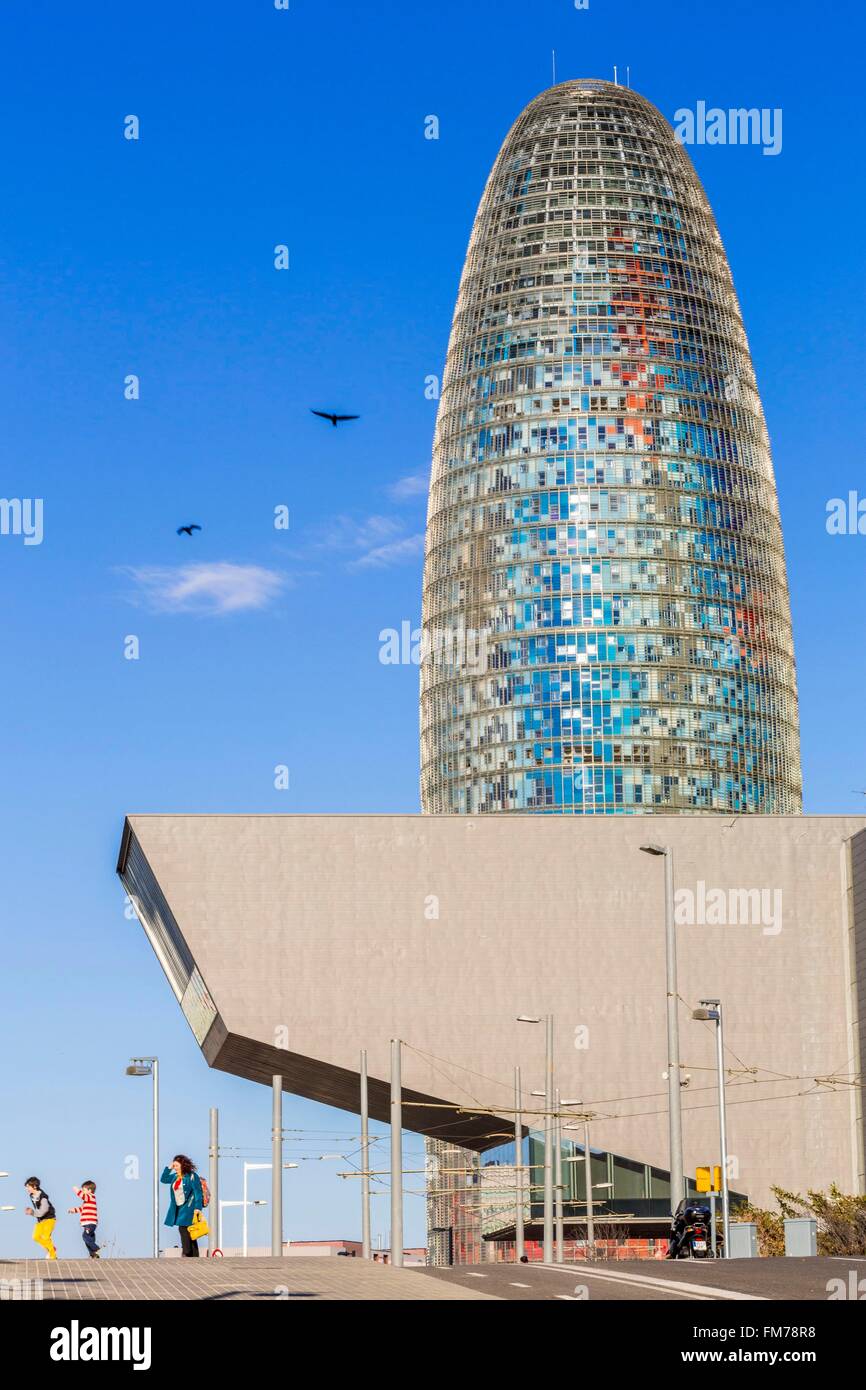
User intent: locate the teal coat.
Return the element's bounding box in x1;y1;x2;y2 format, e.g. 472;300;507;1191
160;1167;203;1228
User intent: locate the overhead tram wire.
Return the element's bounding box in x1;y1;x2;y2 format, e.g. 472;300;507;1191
400;1033;852;1131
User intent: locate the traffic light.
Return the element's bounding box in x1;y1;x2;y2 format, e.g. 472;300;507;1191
696;1165;722;1193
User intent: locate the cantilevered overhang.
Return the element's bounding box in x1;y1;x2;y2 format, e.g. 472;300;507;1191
116;815;513;1148
118;812;866;1195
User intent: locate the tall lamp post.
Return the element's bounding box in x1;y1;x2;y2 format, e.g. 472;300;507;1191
272;1076;283;1257
242;1162;298;1256
532;1089;582;1263
564;1110;599;1257
517;1014;554;1263
390;1038;404;1268
692;999;731;1256
125;1057;159;1258
360;1049;372;1260
513;1066;525;1263
639;845;684;1213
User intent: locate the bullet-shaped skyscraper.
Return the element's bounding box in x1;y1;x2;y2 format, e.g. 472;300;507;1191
421;81;801;815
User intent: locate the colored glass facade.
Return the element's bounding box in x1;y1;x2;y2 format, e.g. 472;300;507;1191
421;81;801;815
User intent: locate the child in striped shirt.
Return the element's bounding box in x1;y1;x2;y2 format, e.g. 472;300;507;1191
68;1181;100;1258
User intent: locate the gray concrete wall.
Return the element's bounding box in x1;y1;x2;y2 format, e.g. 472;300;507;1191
119;813;866;1207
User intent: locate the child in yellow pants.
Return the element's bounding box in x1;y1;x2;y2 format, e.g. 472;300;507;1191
33;1218;57;1258
25;1178;58;1259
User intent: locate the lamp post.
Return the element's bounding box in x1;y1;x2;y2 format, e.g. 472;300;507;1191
360;1049;372;1260
517;1014;554;1263
554;1089;563;1261
514;1066;525;1263
272;1077;283;1257
390;1038;404;1268
221;1197;266;1252
208;1109;219;1254
125;1057;159;1258
583;1117;594;1255
241;1162;298;1256
692;999;731;1256
564;1111;599;1257
639;844;684;1213
242;1162;270;1257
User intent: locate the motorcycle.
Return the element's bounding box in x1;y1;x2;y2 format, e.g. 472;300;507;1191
667;1199;721;1259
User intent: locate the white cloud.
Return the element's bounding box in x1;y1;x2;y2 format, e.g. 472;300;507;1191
310;513;403;553
289;511;426;574
124;562;287;614
386;473;429;502
348;533;426;571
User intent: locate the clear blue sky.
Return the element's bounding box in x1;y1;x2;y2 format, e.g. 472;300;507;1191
0;0;863;1256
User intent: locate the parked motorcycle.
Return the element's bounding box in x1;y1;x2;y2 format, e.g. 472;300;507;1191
667;1199;721;1258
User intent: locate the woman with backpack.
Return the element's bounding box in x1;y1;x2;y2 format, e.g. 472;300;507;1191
160;1154;207;1257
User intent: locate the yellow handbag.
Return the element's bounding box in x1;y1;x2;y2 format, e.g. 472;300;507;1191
188;1212;209;1241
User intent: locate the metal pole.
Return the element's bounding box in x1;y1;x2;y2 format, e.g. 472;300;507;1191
390;1038;404;1267
152;1059;159;1260
710;1191;717;1257
209;1108;219;1255
664;850;684;1212
716;1003;731;1256
272;1076;282;1256
241;1162;248;1262
543;1014;554;1263
554;1088;563;1262
514;1066;525;1262
360;1049;372;1260
584;1118;594;1257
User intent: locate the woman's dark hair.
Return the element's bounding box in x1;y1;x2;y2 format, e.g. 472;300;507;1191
25;1176;40;1188
172;1155;196;1175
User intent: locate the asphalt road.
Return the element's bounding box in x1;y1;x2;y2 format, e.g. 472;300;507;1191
417;1256;866;1301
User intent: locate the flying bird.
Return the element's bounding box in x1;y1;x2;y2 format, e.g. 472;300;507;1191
311;410;360;427
176;524;202;536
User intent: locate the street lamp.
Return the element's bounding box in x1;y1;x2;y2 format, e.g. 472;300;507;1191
562;1103;599;1258
242;1163;270;1257
220;1198;266;1253
692;999;731;1256
242;1162;298;1256
125;1057;159;1258
532;1090;581;1264
518;1015;554;1263
513;1066;525;1264
639;844;684;1214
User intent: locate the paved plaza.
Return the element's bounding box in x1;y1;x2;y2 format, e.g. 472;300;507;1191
2;1254;859;1302
0;1256;495;1301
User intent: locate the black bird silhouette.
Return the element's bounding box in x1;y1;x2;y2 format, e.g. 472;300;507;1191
177;524;202;536
311;410;360;427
